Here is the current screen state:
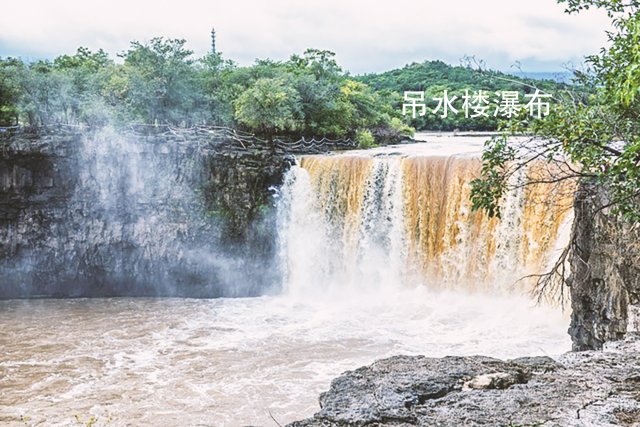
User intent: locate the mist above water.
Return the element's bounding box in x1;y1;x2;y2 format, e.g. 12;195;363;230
2;127;280;298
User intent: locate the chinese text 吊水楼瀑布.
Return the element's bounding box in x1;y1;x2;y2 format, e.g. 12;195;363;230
402;89;552;120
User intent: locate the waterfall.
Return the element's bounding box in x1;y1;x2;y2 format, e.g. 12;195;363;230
277;146;574;296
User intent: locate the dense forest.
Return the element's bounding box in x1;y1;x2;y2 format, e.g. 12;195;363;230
0;37;569;144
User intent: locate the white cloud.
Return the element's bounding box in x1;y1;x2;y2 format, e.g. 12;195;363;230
0;0;611;73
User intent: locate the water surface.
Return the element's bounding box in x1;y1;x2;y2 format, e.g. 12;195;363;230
0;291;570;426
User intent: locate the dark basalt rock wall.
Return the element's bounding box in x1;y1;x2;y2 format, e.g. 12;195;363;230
568;182;640;350
0;127;292;298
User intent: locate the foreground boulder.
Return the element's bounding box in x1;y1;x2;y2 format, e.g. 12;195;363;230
289;335;640;426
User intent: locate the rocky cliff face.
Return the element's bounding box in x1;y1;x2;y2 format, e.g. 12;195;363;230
0;126;291;298
289;335;640;427
568;182;640;350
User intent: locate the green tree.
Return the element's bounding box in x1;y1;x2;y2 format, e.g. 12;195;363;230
356;128;376;148
288;49;343;81
17;60;66;126
286;50;345;136
234;77;302;138
471;0;640;220
52;47;114;125
54;47;111;72
198;53;237;126
120;37;200;125
0;58;23;126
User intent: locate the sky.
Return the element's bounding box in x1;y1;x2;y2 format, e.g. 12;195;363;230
0;0;612;74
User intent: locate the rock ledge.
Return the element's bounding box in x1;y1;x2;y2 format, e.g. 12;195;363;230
289;335;640;426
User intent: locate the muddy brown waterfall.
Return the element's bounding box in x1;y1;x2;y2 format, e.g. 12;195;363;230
278;144;574;296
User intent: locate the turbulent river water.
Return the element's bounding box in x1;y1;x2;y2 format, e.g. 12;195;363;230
0;293;570;427
1;134;574;426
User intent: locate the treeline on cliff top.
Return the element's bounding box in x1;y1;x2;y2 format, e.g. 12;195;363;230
0;39;568;141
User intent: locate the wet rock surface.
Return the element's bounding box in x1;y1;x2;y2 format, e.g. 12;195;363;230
289;335;640;427
569;182;640;350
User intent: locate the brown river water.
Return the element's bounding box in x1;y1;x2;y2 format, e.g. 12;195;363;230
0;291;570;427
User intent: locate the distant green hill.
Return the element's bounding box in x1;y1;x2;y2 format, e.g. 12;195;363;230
509;71;573;84
358;60;571;131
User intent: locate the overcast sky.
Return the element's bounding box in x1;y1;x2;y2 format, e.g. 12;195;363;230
0;0;611;74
